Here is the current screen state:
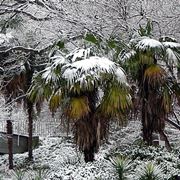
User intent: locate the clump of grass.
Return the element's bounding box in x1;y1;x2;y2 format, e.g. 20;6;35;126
9;168;25;180
33;166;50;180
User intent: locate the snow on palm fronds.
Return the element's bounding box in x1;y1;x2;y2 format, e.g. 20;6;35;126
165;48;180;65
121;36;180;67
162;42;180;49
29;47;129;96
62;56;127;91
120;50;136;62
29;55;66;103
41;55;67;84
136;38;164;52
42;48;127;90
66;48;91;62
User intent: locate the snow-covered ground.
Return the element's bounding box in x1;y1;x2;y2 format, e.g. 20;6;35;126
0;119;179;180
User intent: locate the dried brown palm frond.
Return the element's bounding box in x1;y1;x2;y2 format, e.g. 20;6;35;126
2;71;27;103
73;115;109;155
74;118;96;151
144;65;166;87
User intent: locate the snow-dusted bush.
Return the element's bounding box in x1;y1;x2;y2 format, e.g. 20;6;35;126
110;155;132;180
136;162;164;180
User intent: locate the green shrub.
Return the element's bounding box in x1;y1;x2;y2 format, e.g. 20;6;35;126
110;155;132;180
136;162;164;180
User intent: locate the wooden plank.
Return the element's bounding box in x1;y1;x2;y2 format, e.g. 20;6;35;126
0;132;39;154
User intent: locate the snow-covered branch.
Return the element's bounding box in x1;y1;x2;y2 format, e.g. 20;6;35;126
0;8;50;21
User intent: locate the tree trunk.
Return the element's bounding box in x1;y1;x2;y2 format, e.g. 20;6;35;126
75;119;97;163
84;145;95;162
141;100;153;145
141;68;153;145
24;55;35;161
7;120;13;169
27;99;33;161
73;90;98;163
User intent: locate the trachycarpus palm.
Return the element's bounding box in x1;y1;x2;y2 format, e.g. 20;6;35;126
29;48;132;162
121;22;180;148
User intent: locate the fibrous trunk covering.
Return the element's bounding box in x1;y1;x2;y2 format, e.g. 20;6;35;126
75;118;97;162
73;90;107;162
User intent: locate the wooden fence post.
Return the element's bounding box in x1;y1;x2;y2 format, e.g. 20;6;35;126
7;119;13;169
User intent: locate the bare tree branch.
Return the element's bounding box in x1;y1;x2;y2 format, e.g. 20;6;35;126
0;34;84;55
0;8;50;21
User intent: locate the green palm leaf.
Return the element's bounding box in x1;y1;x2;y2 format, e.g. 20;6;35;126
65;96;90;119
49;89;62;112
99;85;131;118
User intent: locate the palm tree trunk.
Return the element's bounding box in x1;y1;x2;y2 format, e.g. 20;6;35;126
75;118;97;163
141;100;153;145
24;56;34;161
74;90;98;163
7;120;13;169
141;66;153;145
83;142;96;162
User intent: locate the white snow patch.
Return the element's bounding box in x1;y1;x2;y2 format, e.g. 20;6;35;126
136;38;164;51
163;42;180;48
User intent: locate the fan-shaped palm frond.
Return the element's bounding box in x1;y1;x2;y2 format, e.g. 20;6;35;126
162;42;180;49
42;55;66;84
159;36;177;43
62;56;127;92
28;73;53;103
144;65;166;87
121;31;180;147
65;96;90;120
136;38;164;52
99;85;131;118
165;48;180;65
49;89;62;112
66;48;91;62
120;50;136;63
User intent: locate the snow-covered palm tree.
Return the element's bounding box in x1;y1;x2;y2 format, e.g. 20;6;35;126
29;48;131;162
121;35;180;148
